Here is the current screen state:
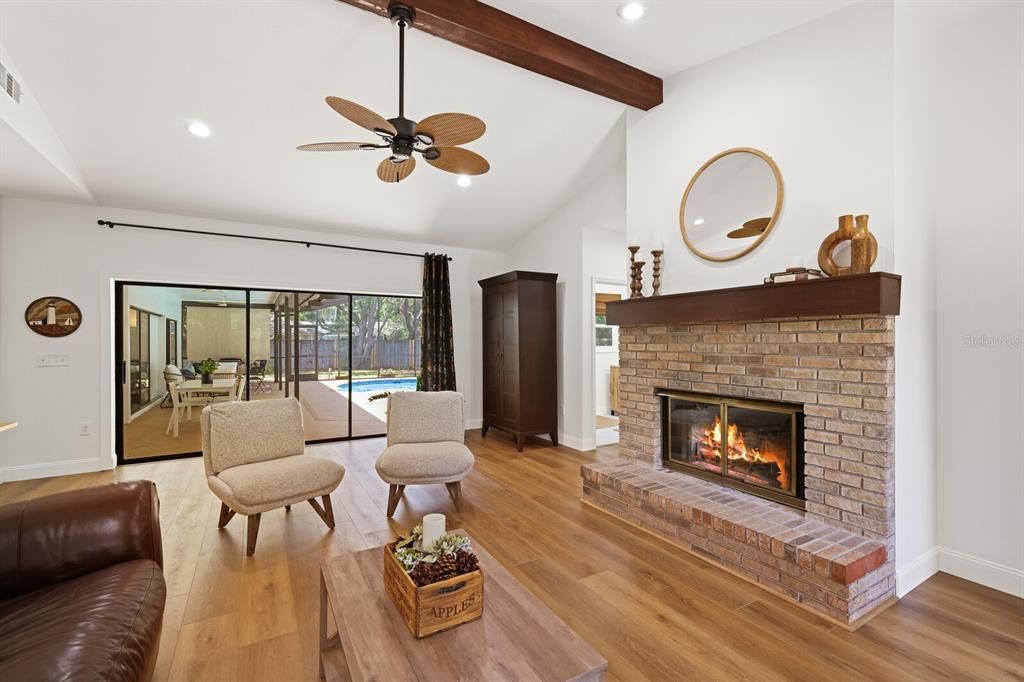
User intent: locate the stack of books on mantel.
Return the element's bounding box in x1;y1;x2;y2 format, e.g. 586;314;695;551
764;267;824;284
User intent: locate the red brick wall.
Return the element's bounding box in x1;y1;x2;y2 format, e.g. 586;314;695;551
616;315;895;554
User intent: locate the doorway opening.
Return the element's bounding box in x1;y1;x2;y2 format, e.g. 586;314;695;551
593;280;627;447
115;282;421;463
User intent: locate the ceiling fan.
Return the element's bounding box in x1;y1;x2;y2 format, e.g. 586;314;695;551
297;4;490;183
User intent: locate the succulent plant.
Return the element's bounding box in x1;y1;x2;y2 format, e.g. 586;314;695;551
394;528;480;586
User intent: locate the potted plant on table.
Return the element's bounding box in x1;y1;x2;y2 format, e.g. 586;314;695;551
196;358;218;385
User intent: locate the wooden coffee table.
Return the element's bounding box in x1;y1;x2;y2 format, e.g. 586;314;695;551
319;530;607;681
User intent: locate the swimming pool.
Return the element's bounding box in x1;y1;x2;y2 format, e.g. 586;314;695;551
336;378;417;394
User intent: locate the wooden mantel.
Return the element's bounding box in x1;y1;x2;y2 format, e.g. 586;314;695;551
606;272;901;326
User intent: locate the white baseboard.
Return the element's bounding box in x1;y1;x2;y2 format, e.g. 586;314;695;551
938;546;1024;598
464;418;483;430
536;433;592;452
3;457;104;483
896;547;939;597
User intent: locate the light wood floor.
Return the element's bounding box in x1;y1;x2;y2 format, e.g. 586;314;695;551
123;381;385;460
1;433;1021;681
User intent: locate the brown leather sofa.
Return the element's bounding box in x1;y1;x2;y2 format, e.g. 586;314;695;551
0;481;167;682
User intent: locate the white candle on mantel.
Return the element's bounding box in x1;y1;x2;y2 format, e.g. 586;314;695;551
650;232;664;252
422;513;446;550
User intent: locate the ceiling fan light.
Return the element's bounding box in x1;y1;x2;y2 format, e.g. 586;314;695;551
457;175;472;188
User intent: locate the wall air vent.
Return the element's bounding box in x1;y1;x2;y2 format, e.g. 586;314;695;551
0;61;22;103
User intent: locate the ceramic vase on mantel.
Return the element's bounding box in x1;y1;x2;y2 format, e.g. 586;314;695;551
817;214;878;277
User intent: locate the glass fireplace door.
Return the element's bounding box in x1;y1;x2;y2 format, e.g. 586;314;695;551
662;391;804;507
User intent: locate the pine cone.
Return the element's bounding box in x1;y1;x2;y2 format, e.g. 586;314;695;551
455;550;479;575
409;561;441;587
434;553;458;581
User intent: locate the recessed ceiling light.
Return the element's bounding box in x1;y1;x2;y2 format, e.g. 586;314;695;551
617;2;645;21
187;121;211;138
693;217;705;226
457;175;472;188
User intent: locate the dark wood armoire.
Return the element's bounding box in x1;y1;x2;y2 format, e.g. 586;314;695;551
478;271;557;451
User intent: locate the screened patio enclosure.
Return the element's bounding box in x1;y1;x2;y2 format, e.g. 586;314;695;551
117;282;421;462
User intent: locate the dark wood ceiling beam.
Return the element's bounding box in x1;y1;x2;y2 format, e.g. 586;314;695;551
336;0;663;110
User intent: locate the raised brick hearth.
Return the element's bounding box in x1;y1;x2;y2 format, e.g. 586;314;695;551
583;315;896;625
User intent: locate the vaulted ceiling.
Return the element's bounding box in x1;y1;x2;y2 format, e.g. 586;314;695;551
0;0;854;250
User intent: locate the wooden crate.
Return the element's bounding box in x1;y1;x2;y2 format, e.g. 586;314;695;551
383;541;484;639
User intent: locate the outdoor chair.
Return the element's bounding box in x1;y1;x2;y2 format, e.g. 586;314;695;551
161;364;183;408
375;391;474;517
249;359;269;394
201;398;345;555
165;380;212;437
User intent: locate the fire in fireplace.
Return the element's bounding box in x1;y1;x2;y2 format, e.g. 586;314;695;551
661;391;804;508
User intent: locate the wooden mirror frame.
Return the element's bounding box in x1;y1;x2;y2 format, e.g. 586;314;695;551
679;147;784;263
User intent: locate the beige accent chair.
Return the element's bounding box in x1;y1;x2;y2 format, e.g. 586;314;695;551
375;391;474;517
201;398;345;555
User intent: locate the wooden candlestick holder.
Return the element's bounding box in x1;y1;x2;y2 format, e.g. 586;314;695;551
628;246;644;299
631;261;646;299
650;250;663;296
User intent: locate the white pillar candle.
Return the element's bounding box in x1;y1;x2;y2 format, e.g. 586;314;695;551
422;513;446;550
650;231;664;252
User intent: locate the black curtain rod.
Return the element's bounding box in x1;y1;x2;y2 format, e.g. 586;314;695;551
97;220;452;261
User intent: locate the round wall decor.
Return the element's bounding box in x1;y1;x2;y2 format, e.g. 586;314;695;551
25;297;82;337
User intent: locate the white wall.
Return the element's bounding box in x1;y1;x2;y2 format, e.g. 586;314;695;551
624;0;1022;598
928;1;1023;596
623;0;934;594
627;1;895;294
0;198;504;481
504;161;626;451
892;0;940;597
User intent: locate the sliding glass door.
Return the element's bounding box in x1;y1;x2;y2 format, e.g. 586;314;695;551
116;282;422;463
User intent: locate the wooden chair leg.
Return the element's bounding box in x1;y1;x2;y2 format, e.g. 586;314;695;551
246;514;261;556
285;505;291;512
321;494;335;529
217;503;236;528
446;481;463;512
386;484;403;518
307;495;336;529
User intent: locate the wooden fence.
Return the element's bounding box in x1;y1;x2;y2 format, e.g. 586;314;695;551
253;338;420;373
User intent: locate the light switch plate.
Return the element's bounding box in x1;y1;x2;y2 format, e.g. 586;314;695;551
37;354;69;367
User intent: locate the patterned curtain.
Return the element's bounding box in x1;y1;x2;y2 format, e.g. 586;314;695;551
421;253;456;391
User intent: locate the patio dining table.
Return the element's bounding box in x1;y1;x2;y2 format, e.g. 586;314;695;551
167;378;237;437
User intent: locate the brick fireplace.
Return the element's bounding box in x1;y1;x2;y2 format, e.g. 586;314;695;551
585;274;900;626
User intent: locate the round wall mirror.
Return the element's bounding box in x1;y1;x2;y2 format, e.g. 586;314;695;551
679;147;784;262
